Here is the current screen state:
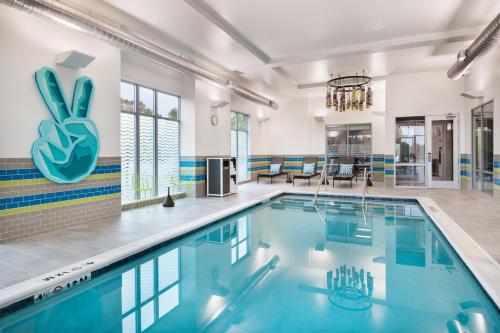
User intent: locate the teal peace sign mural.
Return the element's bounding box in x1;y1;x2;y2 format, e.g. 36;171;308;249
32;67;99;183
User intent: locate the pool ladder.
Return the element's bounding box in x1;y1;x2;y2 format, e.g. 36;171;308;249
312;163;368;208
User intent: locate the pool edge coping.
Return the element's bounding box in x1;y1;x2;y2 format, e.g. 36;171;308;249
0;190;284;313
0;189;498;315
416;196;500;308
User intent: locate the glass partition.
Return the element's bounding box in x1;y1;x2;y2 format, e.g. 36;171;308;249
395;117;426;187
325;123;372;170
472;101;494;195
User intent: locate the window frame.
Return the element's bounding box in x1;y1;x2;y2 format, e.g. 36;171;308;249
120;80;181;203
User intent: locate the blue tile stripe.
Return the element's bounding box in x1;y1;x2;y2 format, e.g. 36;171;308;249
180;175;206;181
0;185;121;210
373;157;385;162
460;158;471;164
179;161;206;167
460;170;471;177
494;161;500;168
0;165;121;181
372;167;384;172
284;166;303;170
248;166;268;171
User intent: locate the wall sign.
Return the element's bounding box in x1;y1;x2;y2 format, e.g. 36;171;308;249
32;66;99;183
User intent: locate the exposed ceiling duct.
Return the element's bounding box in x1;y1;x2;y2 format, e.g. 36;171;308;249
0;0;279;109
447;12;500;80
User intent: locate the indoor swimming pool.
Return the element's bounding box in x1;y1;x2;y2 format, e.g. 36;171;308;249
0;195;498;333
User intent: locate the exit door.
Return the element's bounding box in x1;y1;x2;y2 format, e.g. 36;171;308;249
426;115;459;189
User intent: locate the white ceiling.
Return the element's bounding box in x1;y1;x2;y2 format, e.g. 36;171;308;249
90;0;500;97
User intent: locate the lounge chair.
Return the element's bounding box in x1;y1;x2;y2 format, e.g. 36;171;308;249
332;157;355;188
257;157;285;184
292;156;319;186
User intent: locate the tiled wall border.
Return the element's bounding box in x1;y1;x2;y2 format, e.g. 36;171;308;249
180;156;206;197
0;157;121;242
494;155;500;201
384;155;394;188
372;154;384;182
249;155;271;180
460;154;471;191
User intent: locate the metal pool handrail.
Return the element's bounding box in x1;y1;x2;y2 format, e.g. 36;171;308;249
313;162;369;207
312;162;331;204
361;168;368;208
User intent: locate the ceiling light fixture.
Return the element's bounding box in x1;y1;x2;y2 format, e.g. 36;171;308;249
326;71;373;112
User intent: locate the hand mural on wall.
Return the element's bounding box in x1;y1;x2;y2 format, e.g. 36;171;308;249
32;67;99;183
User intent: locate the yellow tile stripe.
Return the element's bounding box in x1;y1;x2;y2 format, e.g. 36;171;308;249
0;193;121;217
249;161;269;167
0;172;121;188
180;166;206;172
180;179;205;184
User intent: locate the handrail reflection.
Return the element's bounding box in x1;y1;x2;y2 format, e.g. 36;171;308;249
201;255;280;332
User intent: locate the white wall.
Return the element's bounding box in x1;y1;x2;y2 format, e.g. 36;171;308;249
121;53;196;156
463;45;500;155
0;6;121;158
265;97;315;155
385;71;464;155
264;81;386;156
194;79;232;156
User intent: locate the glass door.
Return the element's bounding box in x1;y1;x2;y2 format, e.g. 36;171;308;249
426;115;459;188
395;117;426;187
472;101;494;195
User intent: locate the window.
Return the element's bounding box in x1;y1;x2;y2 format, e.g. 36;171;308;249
231;111;250;182
121;248;180;332
120;82;180;204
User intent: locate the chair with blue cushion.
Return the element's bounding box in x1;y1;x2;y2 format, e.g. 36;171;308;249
292;156;319;186
257;156;285;184
332;157;355;188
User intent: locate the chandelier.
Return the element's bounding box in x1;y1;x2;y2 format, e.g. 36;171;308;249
326;71;373;111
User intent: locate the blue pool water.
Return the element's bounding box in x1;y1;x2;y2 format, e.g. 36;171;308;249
0;195;498;332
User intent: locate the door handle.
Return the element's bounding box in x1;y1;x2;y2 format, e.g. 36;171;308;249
428;152;432;162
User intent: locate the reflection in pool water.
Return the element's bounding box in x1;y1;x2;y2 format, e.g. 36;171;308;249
0;196;498;333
